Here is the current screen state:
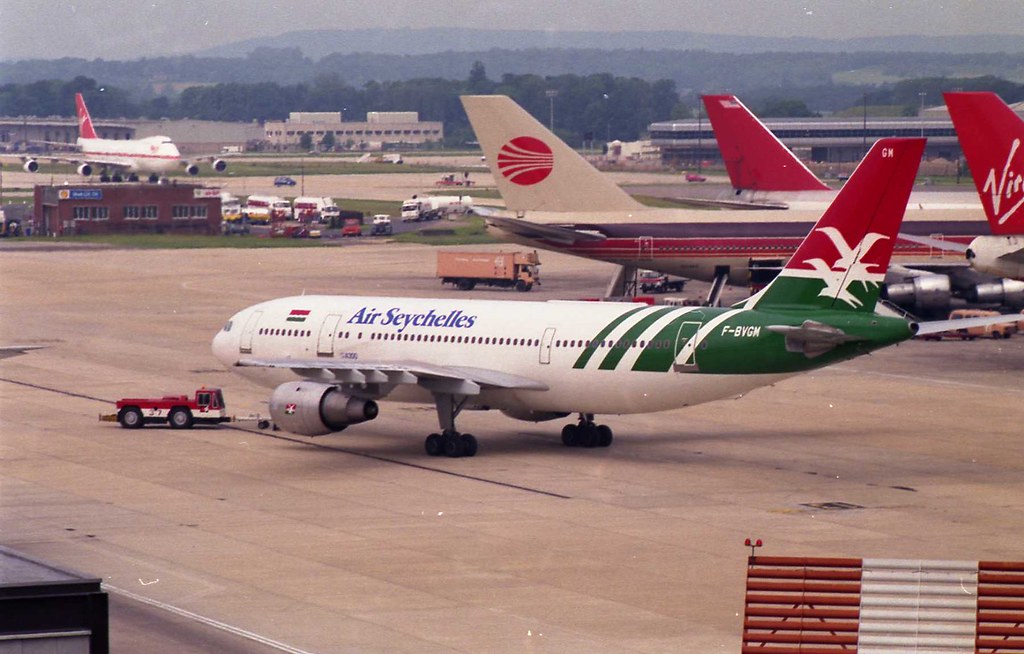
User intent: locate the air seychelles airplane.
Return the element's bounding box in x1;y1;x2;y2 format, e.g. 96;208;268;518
213;138;994;458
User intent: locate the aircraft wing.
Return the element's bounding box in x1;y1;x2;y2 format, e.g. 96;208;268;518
914;313;1023;336
766;320;863;358
485;215;606;245
0;345;47;360
897;232;970;253
236;357;548;396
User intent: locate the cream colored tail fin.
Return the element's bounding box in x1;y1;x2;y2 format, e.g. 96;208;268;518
461;95;643;213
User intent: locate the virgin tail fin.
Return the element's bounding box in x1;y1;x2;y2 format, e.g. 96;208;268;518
944;91;1024;234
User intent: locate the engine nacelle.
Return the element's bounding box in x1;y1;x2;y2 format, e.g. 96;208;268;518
77;163;93;177
882;275;951;312
212;158;227;172
269;381;378;436
966;279;1024;307
22;159;39;173
185;163;200;176
500;408;570;422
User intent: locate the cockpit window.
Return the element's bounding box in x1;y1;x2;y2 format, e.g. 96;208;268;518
223;320;233;332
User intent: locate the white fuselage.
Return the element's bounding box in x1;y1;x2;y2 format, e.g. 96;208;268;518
212;295;792;417
79;135;181;173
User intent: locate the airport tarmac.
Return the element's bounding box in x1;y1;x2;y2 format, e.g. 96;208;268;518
2;243;1023;652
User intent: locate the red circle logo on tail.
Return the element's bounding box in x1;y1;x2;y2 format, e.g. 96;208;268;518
498;137;553;185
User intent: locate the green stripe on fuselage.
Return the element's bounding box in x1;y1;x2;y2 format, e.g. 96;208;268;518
573;306;648;369
597;307;676;370
631;313;701;373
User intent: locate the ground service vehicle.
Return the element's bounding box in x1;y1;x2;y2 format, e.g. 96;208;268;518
638;270;686;293
109;388;231;429
274;176;297;187
401;195;472;222
949;309;1016;339
341;218;363;237
436;173;475;187
437;250;540;291
371;215;393;235
684;172;707;182
293;196;335;222
245;195;292;224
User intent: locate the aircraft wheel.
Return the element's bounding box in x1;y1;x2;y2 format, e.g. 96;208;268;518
597;425;613;447
460;434;478;457
561;423;579;447
425;434;443;457
580;424;599;448
443;432;464;457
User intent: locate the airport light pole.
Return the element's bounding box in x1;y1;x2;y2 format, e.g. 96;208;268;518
918;92;927;138
546;90;558;132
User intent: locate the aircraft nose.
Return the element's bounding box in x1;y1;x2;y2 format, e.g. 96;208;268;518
212;320;239;366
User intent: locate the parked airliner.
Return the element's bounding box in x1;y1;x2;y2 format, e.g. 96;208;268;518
462;95;998;312
213;138;1008;458
19;93;227;183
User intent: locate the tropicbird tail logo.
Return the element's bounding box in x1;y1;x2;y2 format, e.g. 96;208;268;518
497;137;554;186
801;227;889;308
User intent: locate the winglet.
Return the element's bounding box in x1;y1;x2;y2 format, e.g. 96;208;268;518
702;94;830;192
750;138;926;312
75;93;97;140
944;91;1024;235
461;95;643;213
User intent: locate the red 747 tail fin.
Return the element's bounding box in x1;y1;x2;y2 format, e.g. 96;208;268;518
944;91;1024;234
750;138;926;312
75;93;97;140
702;94;829;192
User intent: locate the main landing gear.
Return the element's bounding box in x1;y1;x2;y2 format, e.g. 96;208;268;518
561;414;613;448
424;391;478;458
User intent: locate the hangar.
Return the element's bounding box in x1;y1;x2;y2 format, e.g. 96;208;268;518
32;183;222;236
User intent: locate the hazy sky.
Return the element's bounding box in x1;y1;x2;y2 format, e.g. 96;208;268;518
2;0;1023;60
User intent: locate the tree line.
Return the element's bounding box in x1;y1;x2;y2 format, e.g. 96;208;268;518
0;65;684;146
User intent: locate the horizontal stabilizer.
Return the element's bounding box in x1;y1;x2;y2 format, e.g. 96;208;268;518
896;232;970;253
485;215;606;245
766;320;861;358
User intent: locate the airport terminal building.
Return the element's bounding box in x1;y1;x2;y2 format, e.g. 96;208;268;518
649;116;962;165
263;111;444;151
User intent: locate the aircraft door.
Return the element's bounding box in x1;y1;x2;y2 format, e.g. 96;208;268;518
317;314;342;356
539;327;556;364
639;236;654;260
672;318;704;370
240;310;263;354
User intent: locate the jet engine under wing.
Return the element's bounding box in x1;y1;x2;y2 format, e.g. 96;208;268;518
235;357;549;396
485;215;606;245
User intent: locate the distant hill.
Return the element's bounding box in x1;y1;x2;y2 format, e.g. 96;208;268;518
193;28;1024;59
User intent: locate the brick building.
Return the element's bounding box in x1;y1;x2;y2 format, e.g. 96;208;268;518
33;183;222;236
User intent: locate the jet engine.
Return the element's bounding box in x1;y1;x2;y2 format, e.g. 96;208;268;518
882;275;951;312
77;163;93;177
212;159;227;172
185;163;200;176
22;159;38;173
966;279;1024;307
269;381;378;436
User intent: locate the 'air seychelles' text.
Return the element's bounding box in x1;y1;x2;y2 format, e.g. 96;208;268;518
347;306;477;332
